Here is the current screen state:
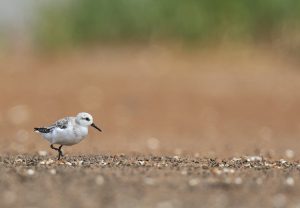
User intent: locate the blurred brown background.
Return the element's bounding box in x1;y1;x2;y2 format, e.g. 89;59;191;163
1;1;300;157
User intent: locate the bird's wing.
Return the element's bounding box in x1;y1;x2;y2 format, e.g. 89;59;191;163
34;117;71;133
34;127;52;133
54;117;70;129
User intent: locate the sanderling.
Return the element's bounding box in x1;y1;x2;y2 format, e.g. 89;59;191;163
34;112;102;160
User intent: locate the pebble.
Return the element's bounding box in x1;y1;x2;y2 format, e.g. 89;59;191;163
147;137;160;150
173;155;180;160
77;160;83;166
65;162;72;166
285;149;295;159
234;177;243;185
144;177;156;185
279;159;287;164
285;177;295;186
46;159;54;165
138;160;145;166
100;160;107;166
218;163;225;168
181;169;188;175
211;168;222;175
26;169;35;176
224;177;232;184
232;157;241;161
189;178;200;186
38;150;48;156
246;156;262;162
15;159;23;163
95;175;105;185
39;161;46;165
244;163;251;167
223;168;235;174
256;178;263;185
49;169;56;175
194;152;200;157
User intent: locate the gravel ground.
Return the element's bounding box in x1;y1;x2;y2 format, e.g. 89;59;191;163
1;154;300;208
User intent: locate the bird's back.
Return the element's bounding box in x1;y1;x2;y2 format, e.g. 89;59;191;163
35;117;73;143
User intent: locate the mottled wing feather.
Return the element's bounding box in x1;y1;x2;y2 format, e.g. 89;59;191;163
34;117;71;134
34;127;52;133
55;117;70;129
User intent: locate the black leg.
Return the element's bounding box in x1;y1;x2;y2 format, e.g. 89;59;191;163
58;145;63;159
50;144;64;160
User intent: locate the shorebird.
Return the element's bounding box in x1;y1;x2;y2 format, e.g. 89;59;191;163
34;112;102;159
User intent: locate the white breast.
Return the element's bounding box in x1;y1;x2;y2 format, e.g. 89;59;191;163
44;125;89;146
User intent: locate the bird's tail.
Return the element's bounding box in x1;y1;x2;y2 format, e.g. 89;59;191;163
34;127;51;133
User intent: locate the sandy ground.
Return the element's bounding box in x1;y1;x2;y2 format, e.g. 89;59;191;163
1;45;300;207
1;154;300;208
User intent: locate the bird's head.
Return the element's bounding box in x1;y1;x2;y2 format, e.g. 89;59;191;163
76;112;102;132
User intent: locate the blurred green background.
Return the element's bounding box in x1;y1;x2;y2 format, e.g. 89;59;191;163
35;0;300;48
2;0;300;51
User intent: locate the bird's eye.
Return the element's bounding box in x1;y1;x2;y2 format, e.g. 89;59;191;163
85;117;90;121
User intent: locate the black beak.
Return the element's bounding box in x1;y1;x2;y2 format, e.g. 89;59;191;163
91;123;102;132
